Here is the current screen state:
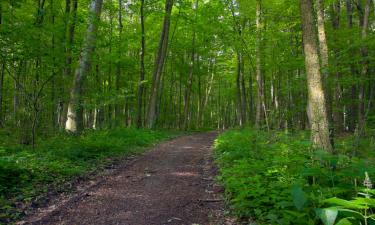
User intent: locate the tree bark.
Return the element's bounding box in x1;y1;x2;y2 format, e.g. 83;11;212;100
331;1;344;132
356;0;371;137
136;0;145;128
115;0;123;121
236;52;244;126
146;0;174;129
0;63;4;127
65;0;103;133
316;0;335;144
300;0;333;152
183;0;198;130
255;0;265;129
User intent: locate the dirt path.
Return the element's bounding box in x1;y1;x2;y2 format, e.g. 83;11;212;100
23;132;226;225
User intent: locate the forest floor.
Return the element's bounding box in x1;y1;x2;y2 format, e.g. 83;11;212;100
18;132;231;225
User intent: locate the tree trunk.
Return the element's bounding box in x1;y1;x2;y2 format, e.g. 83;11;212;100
136;0;145;128
0;63;4;127
255;0;265;129
183;0;198;130
146;0;174;129
331;1;344;132
316;0;335;145
65;0;103;133
236;52;244;126
60;0;78;128
300;0;333;152
356;0;371;137
345;0;356;132
115;0;123;121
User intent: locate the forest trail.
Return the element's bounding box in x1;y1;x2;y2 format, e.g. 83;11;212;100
25;132;226;225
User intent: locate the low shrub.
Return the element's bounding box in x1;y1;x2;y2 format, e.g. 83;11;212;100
214;129;375;224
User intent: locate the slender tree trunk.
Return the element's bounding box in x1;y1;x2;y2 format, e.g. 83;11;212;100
356;0;371;137
146;0;174;128
0;7;3;127
137;0;145;128
236;52;243;126
115;0;123;121
300;0;333;152
60;0;78;128
345;0;356;132
183;0;198;130
240;57;247;123
0;63;4;127
65;0;103;133
331;1;344;132
255;0;265;128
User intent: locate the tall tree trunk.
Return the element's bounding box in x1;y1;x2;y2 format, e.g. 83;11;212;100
300;0;333;152
146;0;174;128
331;1;344;132
183;0;198;130
0;6;3;127
240;56;247;123
137;0;145;128
60;0;78;128
0;63;4;127
356;0;371;137
316;0;334;145
345;0;356;132
65;0;103;133
236;52;243;126
115;0;123;121
255;0;265;129
316;0;329;77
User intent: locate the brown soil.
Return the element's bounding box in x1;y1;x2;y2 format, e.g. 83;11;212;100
19;132;232;225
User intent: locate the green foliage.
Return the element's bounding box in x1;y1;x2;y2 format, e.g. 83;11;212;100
214;129;375;224
0;128;178;223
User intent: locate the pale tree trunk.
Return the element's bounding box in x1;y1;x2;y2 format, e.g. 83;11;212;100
300;0;333;152
137;0;145;128
316;0;329;77
59;0;78;128
316;0;338;146
65;0;103;133
146;0;173;129
255;0;265;129
316;0;335;143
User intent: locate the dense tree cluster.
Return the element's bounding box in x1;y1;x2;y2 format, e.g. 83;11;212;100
0;0;374;150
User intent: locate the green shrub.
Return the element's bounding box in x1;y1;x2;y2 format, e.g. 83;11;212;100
214;129;375;224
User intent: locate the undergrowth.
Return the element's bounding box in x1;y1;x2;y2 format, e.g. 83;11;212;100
214;129;375;225
0;128;178;223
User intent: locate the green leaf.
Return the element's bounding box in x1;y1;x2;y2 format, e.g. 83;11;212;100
316;207;338;225
338;208;364;219
335;218;354;225
324;197;367;209
291;185;307;210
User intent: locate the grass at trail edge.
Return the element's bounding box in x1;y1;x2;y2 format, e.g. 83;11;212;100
0;128;180;223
